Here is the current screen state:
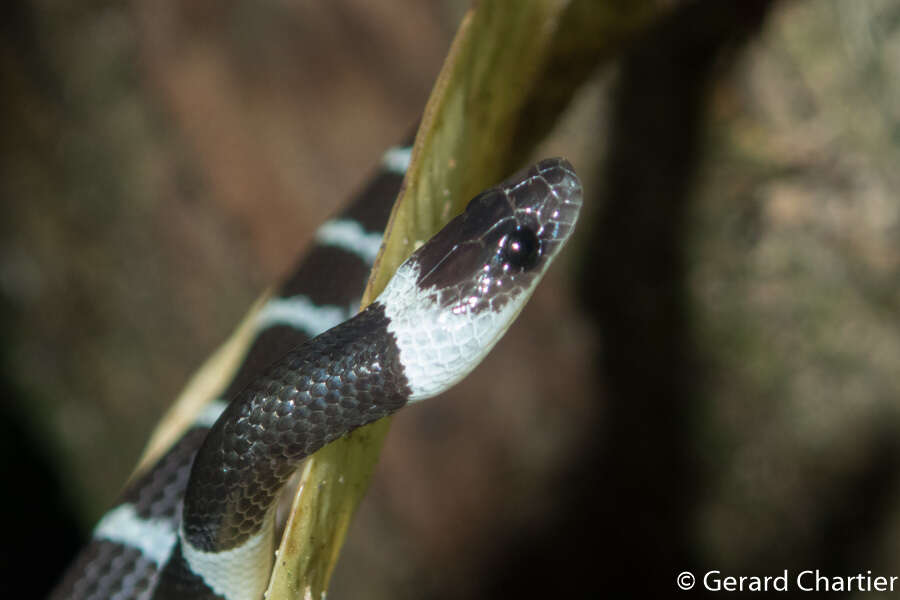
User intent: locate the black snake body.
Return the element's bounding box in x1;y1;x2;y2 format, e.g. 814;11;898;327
49;147;582;600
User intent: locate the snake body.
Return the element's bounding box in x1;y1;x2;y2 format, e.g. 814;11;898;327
49;150;582;600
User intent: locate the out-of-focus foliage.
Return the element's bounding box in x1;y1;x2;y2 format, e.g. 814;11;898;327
692;0;900;572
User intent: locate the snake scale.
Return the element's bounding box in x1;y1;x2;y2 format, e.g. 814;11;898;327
48;142;583;600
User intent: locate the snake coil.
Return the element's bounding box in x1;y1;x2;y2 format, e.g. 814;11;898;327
50;153;582;600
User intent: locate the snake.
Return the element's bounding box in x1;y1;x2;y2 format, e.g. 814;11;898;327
48;147;583;600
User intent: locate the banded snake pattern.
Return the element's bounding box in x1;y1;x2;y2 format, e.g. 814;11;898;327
49;143;583;600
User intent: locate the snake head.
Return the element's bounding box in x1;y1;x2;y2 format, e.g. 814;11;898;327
415;157;582;314
377;158;582;402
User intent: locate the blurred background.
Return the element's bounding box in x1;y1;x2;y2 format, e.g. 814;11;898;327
3;0;900;597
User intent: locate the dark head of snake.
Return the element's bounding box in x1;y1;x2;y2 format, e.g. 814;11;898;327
416;158;580;311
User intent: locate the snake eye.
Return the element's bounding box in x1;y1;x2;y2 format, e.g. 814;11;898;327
500;226;541;271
